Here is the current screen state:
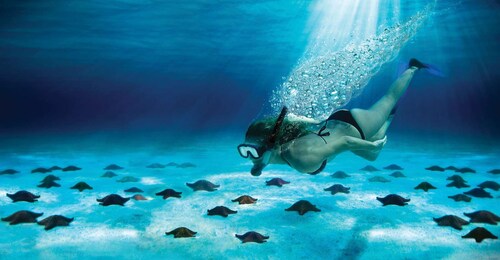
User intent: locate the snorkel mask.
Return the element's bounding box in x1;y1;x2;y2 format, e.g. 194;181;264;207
238;107;288;174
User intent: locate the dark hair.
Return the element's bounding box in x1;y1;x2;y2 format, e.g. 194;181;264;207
245;117;311;146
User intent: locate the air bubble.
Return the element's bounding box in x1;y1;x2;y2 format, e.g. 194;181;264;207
273;9;429;120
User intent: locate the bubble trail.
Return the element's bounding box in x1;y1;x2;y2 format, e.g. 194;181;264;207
271;8;431;121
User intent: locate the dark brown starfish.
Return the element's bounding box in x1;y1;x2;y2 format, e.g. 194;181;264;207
97;194;130;206
155;189;182;199
414;182;436;192
376;194;410;206
433;215;469;230
37;215;74;230
266;178;290;187
165;227;197;238
462;227;498;243
235;231;269;243
464;188;492;198
231;195;258;204
207;206;237;217
7;190;40;203
70;182;93;192
2;210;43;225
448;194;472;202
446;180;470;188
285;200;321;215
464;210;500;225
324;184;350;195
186;180;219;191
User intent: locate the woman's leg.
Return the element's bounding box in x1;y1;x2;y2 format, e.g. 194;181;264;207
350;114;393;160
351;66;418;139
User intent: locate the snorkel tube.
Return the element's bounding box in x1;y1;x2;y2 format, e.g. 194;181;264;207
266;106;288;148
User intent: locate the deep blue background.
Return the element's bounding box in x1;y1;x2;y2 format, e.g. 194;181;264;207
0;0;499;140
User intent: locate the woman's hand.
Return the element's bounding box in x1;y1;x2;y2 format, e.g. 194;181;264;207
344;135;387;151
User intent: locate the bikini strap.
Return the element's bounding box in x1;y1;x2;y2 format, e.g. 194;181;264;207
316;123;330;144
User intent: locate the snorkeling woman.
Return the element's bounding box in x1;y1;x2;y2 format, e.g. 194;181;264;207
238;59;428;176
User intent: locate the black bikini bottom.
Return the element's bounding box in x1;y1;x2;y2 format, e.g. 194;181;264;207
327;109;366;140
308;110;365;175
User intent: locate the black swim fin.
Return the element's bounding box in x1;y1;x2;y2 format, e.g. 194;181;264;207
409;58;428;69
408;58;445;77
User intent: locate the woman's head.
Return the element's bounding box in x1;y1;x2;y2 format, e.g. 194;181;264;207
244;117;310;147
242;116;311;176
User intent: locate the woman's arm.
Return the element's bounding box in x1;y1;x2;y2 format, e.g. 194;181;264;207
343;136;387;151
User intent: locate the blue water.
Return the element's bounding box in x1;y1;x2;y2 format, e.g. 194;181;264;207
0;0;499;259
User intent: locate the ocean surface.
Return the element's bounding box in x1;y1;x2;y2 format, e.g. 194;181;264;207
0;0;499;259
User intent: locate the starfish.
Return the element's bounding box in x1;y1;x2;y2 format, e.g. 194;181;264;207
101;171;117;178
425;165;444;172
446;175;466;182
285;200;321;215
488;169;500;174
414;182;436;192
376;194;410;206
464;210;500;225
166;162;178;167
324;184;350;195
455;167;475;173
464;188;492;198
231;195;258;204
235;231;269;243
166;227;197;238
62;166;81;172
2;210;43;225
0;169;19;175
116;176;139;183
37;180;61;188
104;164;124;170
360;165;380;172
70;182;93;192
368;176;391;183
446;180;470;188
462;227;498;243
444;166;458;171
124;187;144;193
155;189;182;199
37;215;74;230
331;171;351;179
97;194;130;206
41;174;60;182
265;178;290;187
7;190;40;203
31;167;51;174
207;206;237;217
186;180;220;191
478;181;500;191
433;215;469;230
448;194;472;202
178;162;196;168
132;194;148;201
147;163;165;169
383;164;403;170
389;171;406;178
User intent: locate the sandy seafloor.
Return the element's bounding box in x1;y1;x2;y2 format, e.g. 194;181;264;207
0;134;498;259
